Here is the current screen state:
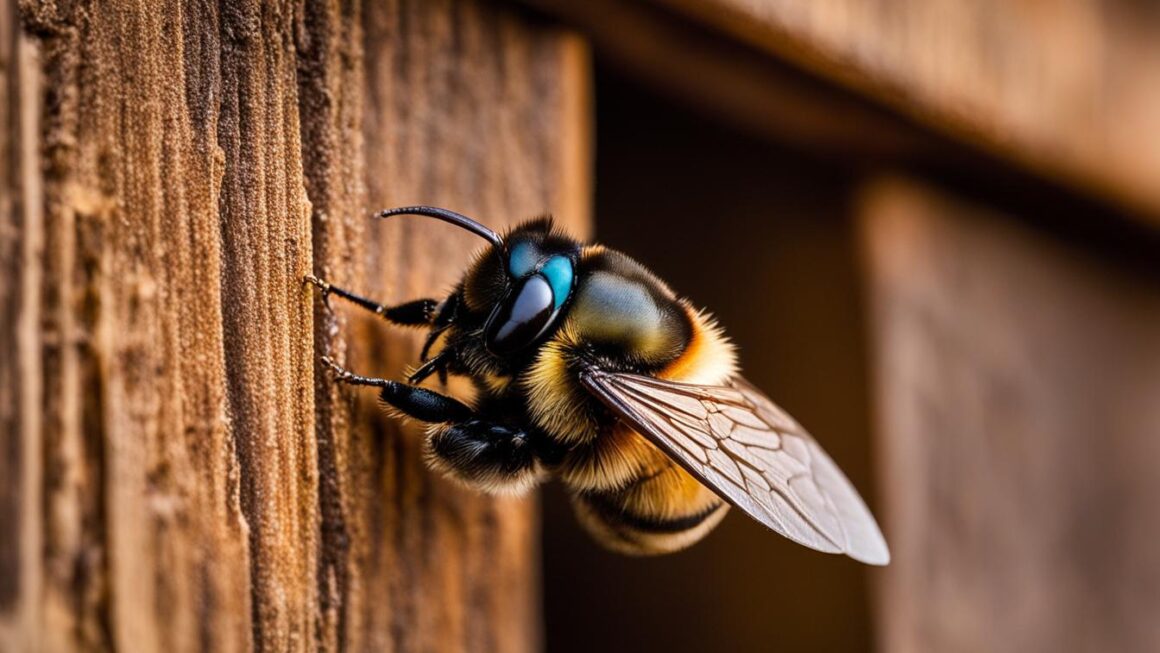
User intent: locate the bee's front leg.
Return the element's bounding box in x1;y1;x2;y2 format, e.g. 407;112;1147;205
305;275;437;326
322;357;543;495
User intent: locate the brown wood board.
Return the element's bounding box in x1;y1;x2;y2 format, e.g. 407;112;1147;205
0;1;590;650
860;177;1160;653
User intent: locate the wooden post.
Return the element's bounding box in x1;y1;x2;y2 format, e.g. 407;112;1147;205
860;178;1160;653
0;1;589;651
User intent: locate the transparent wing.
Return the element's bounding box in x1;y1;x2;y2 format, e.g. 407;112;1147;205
580;369;890;565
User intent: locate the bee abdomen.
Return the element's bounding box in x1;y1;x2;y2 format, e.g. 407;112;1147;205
579;491;725;533
555;423;659;492
569;464;729;555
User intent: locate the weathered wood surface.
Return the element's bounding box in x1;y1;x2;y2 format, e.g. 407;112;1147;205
522;0;1160;220
0;1;589;651
652;0;1160;219
860;178;1160;653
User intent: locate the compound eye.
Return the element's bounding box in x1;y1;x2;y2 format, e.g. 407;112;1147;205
539;255;573;310
507;241;540;278
486;275;555;354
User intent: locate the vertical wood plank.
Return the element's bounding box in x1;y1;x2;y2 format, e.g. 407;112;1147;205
295;1;366;649
0;4;43;651
860;178;1160;653
16;1;271;650
336;3;589;651
2;0;590;650
217;2;319;649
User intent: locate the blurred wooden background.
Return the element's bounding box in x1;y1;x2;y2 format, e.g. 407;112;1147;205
3;0;1159;652
530;3;1160;653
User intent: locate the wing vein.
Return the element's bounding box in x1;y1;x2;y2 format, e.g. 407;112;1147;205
579;369;889;564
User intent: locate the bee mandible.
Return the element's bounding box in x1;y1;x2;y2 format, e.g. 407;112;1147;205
307;206;889;563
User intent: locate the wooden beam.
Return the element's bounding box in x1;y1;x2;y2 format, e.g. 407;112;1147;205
860;178;1160;652
520;0;928;161
652;0;1160;220
1;0;590;650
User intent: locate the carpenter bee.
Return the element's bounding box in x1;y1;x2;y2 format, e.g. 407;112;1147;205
307;207;889;563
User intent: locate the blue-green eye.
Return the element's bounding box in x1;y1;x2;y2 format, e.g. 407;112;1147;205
540;255;573;310
508;241;539;277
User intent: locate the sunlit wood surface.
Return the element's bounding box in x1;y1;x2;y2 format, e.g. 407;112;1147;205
0;1;588;650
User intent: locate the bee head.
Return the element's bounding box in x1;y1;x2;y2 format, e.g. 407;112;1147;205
377;207;579;358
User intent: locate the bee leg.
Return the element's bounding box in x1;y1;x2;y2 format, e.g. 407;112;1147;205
322;356;473;423
305;274;437;326
323;356;541;493
419;293;460;362
426;421;542;495
406;349;452;384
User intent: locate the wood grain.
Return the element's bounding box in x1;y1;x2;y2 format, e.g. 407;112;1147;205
319;2;589;651
652;0;1160;219
860;178;1160;653
0;0;590;651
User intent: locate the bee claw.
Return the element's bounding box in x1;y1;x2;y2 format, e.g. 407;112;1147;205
303;274;328;290
304;274;333;308
320;355;354;383
319;356;392;390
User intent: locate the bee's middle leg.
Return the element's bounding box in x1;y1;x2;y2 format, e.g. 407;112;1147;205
323;357;542;494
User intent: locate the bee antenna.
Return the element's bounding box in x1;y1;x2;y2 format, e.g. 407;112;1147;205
375;206;502;246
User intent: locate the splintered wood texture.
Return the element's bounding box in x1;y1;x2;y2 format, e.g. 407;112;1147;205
860;179;1160;653
0;0;589;651
651;0;1160;219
